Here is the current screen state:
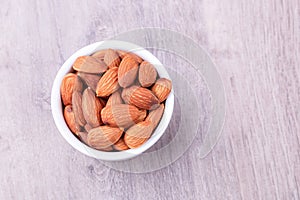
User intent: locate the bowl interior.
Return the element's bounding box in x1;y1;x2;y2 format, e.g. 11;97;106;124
51;40;174;161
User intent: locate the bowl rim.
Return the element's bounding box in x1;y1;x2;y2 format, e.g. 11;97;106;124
51;40;174;161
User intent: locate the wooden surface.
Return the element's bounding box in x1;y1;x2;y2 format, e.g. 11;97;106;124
0;0;299;199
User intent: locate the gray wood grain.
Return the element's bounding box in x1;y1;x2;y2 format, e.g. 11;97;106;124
0;0;299;199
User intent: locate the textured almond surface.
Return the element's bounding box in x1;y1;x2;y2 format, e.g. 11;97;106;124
118;55;139;88
78;132;88;144
91;50;107;61
104;49;121;68
78;72;101;91
84;123;93;132
138;61;157;87
122;85;160;110
64;105;80;134
124;121;154;149
146;104;164;128
72;91;86;127
87;126;123;149
82;88;103;128
61;73;76;106
116;50;127;59
101;104;145;129
106;90;123;106
96;67;120;97
151;78;172;102
113;138;129;151
73;56;107;74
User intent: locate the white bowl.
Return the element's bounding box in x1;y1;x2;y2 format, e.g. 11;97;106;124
51;40;174;161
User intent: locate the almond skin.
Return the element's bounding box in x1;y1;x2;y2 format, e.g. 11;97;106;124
73;56;107;74
64;105;80;134
146;104;164;128
82;88;103;128
78;72;101;91
78;131;88;144
92;50;107;61
125;52;143;63
122;85;160;110
96;67;120;97
151;78;172;102
124;121;154;149
113;138;129;151
106;90;123;106
61;73;82;106
72;91;86;127
101;104;146;129
117;50;127;59
138;61;157;87
104;49;121;69
84;123;93;132
87;126;123;149
118;55;139;88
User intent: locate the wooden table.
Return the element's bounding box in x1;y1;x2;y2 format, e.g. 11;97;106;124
0;0;299;199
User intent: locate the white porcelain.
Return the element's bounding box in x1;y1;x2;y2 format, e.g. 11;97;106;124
51;40;174;161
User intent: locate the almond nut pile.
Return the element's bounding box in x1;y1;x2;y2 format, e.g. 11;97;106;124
60;49;172;151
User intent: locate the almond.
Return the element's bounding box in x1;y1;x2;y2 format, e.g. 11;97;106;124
124;121;153;149
82;88;103;128
106;90;123;106
118;55;139;88
146;104;164;127
64;105;80;134
104;49;121;68
117;50;127;59
138;61;157;87
78;131;88;144
122;86;159;110
136;109;147;123
151;78;172;102
101;104;145;129
61;73;82;105
126;52;143;63
84;123;93;132
113;138;129;151
117;50;143;63
73;56;107;74
87;126;123;149
96;67;120;97
72;91;86;127
78;72;101;91
92;50;107;61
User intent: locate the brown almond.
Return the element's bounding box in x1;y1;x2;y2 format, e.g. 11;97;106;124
96;67;120;97
106;90;123;106
101;104;145;129
138;61;157;87
61;73;80;106
84;123;93;132
104;49;121;68
82;88;103;128
92;50;107;61
73;56;107;74
151;78;172;102
78;131;88;144
78;72;101;91
124;121;154;149
87;126;123;149
113;138;129;151
118;55;139;88
136;109;147;123
64;105;80;134
117;50;127;59
72;91;86;127
122;86;159;110
146;104;164;128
